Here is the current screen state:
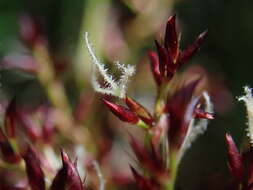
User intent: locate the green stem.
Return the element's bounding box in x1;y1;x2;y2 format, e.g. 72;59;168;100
154;81;172;118
165;151;178;190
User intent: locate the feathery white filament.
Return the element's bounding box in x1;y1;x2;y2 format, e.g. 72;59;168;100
178;91;213;163
85;32;135;98
238;86;253;144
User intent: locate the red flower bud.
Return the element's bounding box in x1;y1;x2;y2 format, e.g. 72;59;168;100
50;150;84;190
225;133;244;181
102;98;139;124
164;14;179;62
150;15;207;84
125;96;154;126
22;146;45;190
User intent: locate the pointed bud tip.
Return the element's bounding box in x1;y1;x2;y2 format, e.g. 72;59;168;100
225;133;232;142
199;29;208;40
60;149;69;164
168;14;176;23
102;98;139;124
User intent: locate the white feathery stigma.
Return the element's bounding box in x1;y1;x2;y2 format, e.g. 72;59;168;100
84;32;135;99
238;86;253;144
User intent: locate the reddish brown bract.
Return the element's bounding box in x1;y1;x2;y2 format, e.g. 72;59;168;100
125;96;154;126
102;98;139;124
225;133;243;181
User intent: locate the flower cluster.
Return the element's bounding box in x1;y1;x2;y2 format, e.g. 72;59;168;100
88;15;214;189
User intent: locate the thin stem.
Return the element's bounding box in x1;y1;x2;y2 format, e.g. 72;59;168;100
165;151;178;190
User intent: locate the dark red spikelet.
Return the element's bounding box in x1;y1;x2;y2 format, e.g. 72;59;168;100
125;96;154;126
166;78;201;149
22;146;45;190
4;99;17;138
225;133;243;182
164;14;179;62
130;166;159;190
0;128;20;163
50;150;84;190
102;98;139;124
179;30;208;65
148;51;162;86
194;108;214;119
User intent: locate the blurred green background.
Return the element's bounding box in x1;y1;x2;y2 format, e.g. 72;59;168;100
1;0;253;189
